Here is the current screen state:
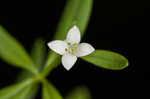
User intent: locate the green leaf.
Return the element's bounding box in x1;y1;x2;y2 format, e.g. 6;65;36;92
11;86;32;99
65;86;91;99
16;69;34;82
25;85;39;99
42;0;93;77
31;38;46;71
15;38;45;98
17;38;46;81
82;50;129;70
42;79;62;99
54;0;93;40
11;84;38;99
0;79;33;99
16;70;39;99
0;26;38;74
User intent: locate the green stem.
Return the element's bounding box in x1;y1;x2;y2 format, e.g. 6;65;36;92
41;52;61;77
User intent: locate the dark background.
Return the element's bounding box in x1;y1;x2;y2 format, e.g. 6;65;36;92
0;0;149;98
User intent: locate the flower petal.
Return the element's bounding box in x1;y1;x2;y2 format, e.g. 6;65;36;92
66;25;81;44
75;43;95;57
47;40;68;55
62;53;77;70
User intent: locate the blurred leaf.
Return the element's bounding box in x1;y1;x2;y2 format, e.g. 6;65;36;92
54;0;93;40
65;86;91;99
25;85;39;99
31;38;46;71
42;79;62;99
82;50;129;70
0;79;33;99
17;38;46;81
11;86;32;99
16;70;34;82
42;0;93;77
15;70;39;99
15;38;45;98
11;83;38;99
0;26;38;74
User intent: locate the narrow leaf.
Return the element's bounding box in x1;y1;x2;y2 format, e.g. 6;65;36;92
42;0;93;77
54;0;93;40
15;38;45;98
17;38;46;81
16;70;34;82
25;85;39;99
31;38;46;71
42;80;62;99
11;84;37;99
0;26;38;74
16;70;39;99
65;86;91;99
0;79;33;99
82;50;129;70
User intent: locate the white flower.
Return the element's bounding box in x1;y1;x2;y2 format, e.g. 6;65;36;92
48;25;95;70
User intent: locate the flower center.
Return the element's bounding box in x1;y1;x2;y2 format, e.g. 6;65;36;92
65;42;78;54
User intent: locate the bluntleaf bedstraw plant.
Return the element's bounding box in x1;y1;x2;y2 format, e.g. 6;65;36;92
0;0;129;99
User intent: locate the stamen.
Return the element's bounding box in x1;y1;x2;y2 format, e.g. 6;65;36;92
71;48;75;54
72;43;77;47
65;48;68;52
67;42;71;46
